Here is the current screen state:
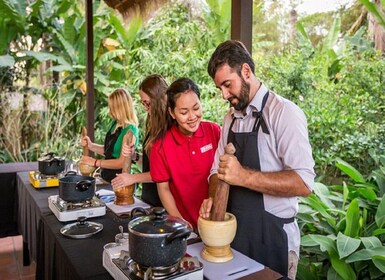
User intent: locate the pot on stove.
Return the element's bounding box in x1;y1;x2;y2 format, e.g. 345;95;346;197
59;172;95;202
128;207;192;268
38;152;65;175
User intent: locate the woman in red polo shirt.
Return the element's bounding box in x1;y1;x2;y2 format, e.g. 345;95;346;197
150;77;221;229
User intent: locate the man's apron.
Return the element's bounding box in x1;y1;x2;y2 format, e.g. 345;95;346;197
227;92;293;277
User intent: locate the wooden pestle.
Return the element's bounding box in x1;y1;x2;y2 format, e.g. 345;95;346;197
121;130;134;174
114;130;135;205
210;143;236;221
82;127;88;156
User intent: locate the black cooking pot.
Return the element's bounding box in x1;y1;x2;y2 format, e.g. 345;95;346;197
128;207;191;268
59;173;95;202
38;152;65;175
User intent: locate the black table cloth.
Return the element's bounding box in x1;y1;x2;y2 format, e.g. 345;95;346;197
16;171;121;279
0;162;37;237
16;170;282;280
17;171;57;263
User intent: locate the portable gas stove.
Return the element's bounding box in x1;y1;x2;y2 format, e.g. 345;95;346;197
29;171;64;188
48;195;106;222
103;243;203;280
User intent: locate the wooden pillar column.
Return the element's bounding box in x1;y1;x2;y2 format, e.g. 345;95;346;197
86;0;95;144
231;0;253;54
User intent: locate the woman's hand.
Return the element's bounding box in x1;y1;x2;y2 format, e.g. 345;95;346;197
121;143;134;157
111;173;135;191
81;136;93;150
199;197;213;219
80;155;95;166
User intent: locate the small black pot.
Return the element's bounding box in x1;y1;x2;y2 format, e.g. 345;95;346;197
59;173;95;202
128;207;191;268
38;152;65;175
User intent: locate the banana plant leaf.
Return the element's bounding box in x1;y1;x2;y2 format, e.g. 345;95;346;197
336;232;361;259
346;247;385;262
336;158;366;183
361;236;382;249
375;195;385;228
344;198;360;237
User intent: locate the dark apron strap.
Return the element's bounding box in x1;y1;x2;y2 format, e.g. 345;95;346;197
101;123;122;182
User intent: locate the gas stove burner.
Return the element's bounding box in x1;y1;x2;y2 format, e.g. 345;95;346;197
29;171;62;188
48;195;106;222
38;172;62;180
55;196;104;211
59;199;93;210
104;243;203;280
129;261;180;280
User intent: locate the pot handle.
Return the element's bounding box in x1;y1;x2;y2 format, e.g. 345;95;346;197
164;228;191;245
44;152;56;158
75;180;92;192
64;171;77;176
130;207;150;220
49;157;63;166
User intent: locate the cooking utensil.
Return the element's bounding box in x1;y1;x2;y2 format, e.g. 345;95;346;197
82;127;89;156
128;207;191;267
210;143;236;221
114;130;135;205
60;216;103;239
115;225;129;245
79;127;96;176
38;152;66;175
59;173;96;202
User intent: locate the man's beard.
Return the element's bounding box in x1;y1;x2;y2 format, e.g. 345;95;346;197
231;77;250;111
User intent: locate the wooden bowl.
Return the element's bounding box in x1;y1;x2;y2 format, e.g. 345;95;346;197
197;212;237;263
114;185;135;205
78;163;96;176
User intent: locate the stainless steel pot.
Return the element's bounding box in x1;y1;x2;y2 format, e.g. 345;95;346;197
59;173;95;202
128;207;191;267
38;152;65;175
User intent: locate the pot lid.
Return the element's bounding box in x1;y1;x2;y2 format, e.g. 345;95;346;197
129;207;190;235
38;152;64;162
60;217;103;239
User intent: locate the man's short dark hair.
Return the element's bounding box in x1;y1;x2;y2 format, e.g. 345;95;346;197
207;40;255;78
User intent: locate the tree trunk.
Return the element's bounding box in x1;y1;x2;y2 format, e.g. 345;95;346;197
368;0;385;53
290;8;297;44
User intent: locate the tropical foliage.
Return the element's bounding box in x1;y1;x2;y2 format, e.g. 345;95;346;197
297;156;385;279
0;1;385;278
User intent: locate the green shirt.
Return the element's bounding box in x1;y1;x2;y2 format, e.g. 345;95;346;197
109;121;139;159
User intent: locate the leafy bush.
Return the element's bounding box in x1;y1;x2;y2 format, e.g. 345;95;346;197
297;158;385;279
255;41;385;179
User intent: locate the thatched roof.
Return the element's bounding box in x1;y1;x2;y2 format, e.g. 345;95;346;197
103;0;167;18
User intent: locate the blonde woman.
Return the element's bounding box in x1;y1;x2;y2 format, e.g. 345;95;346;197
80;88;139;182
112;75;170;207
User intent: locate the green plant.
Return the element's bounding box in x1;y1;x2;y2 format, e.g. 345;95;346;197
297;158;385;279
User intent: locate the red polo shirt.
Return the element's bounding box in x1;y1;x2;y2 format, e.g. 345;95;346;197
150;121;220;228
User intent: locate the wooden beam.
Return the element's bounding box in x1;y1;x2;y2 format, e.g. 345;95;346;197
86;0;95;144
231;0;253;54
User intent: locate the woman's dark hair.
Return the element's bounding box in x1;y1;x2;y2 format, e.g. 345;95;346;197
165;77;200;127
207;40;255;78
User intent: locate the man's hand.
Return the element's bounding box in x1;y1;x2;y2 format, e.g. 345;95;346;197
217;153;244;186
